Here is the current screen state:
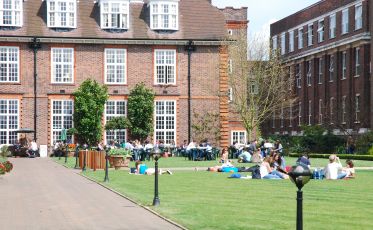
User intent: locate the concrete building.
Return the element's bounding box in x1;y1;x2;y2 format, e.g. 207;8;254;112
0;0;243;150
268;0;372;136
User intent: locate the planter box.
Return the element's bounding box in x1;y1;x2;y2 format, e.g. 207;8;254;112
109;155;131;170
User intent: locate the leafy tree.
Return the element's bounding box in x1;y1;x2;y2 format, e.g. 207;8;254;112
192;110;220;144
127;83;155;141
73;79;108;146
105;117;130;131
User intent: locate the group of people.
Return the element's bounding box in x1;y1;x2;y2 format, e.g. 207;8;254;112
14;135;39;158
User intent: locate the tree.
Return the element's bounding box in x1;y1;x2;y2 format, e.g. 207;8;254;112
73;79;109;146
228;31;296;140
127;83;155;141
192;110;220;144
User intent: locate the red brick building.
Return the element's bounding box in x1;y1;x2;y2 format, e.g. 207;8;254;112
219;6;249;145
0;0;238;150
268;0;372;136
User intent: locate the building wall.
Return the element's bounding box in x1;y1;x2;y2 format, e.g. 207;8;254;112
266;0;371;136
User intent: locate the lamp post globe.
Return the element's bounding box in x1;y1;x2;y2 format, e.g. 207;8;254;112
288;164;312;230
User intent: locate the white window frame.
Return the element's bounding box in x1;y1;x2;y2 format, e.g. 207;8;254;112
329;54;334;82
298;28;303;49
154;100;176;145
0;99;19;145
296;64;301;88
342;96;346;124
228;59;233;74
342;8;349;34
355;47;360;77
149;0;179;30
308;100;312;126
330;97;334;124
306;61;312;86
46;0;77;28
51;99;74;145
0;0;22;27
355;4;362;30
307;24;313;46
51;48;74;83
99;0;129;29
298;101;302;126
318;58;323;84
0;46;19;83
329;14;336;39
154;49;176;85
289;30;294;52
317;19;324;43
342;51;347;79
355;94;360;123
281;32;286;55
231;131;246;145
318;99;323;125
272;35;278;52
228;87;233;102
104;48;127;84
105;100;127;145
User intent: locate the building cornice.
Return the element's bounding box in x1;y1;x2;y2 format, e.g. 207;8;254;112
283;32;371;63
0;36;225;46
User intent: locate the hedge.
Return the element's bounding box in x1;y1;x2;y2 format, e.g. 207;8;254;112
288;153;373;161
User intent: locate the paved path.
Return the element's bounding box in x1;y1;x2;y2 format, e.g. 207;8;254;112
0;158;181;230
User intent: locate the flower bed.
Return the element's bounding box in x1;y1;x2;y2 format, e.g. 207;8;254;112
0;161;13;175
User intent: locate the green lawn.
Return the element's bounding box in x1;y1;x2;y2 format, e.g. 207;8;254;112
84;169;373;230
53;156;373;170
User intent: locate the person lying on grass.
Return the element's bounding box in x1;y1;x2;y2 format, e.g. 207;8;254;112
260;156;289;179
207;160;237;172
134;160;172;175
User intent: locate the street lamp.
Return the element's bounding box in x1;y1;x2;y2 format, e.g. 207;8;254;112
288;164;312;230
82;144;88;172
74;144;80;169
151;148;162;206
104;146;111;182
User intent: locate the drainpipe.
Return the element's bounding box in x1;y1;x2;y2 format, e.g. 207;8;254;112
185;40;196;143
29;38;41;141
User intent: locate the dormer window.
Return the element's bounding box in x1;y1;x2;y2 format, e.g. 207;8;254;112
0;0;22;27
149;0;179;30
46;0;77;28
100;0;129;29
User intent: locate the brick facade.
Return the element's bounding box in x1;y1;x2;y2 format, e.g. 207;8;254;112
0;0;233;150
267;0;371;136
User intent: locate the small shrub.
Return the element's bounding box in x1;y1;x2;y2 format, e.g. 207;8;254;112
3;161;13;172
0;163;6;174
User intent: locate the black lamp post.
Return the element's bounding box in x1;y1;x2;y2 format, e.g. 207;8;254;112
152;148;161;206
82;144;88;172
104;146;111;183
74;144;79;169
288;164;312;230
64;143;68;164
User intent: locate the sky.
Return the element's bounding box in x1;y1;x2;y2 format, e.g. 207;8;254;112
211;0;320;39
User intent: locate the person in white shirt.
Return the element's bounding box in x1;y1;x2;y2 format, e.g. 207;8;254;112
28;140;38;157
186;140;196;160
324;154;346;180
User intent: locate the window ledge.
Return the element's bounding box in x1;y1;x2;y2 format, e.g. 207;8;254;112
0;82;21;85
329;80;334;83
354;75;360;78
50;83;75;86
154;84;177;87
307;84;312;87
105;83;127;86
341;122;346;125
354;121;361;124
341;78;346;81
318;82;322;85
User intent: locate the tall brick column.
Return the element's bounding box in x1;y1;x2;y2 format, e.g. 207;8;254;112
219;46;229;148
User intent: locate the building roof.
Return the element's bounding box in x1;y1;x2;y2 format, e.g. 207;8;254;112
218;7;248;22
1;0;226;41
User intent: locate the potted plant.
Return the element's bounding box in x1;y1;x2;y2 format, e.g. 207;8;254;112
108;148;132;170
3;161;13;173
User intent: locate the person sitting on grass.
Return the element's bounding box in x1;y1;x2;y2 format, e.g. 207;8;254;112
324;154;346;180
238;147;251;163
272;152;287;175
296;153;311;169
260;156;288;179
134;160;172;175
343;159;355;179
220;147;229;163
250;149;262;163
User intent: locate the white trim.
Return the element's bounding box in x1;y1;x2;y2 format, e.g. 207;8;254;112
46;0;77;28
281;32;286;55
154;49;176;85
149;0;179;31
231;130;246;145
104;48;127;85
329;13;336;39
50;99;74;145
0;99;19;145
51;47;74;83
0;46;20;83
289;30;294;52
297;28;303;49
0;0;23;27
317;19;324;43
355;47;360;77
99;0;129;29
154;100;177;145
355;3;363;30
342;51;347;80
341;8;349;35
104;100;127;145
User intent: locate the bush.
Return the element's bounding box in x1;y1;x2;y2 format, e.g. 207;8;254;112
355;132;373;154
3;161;13;172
